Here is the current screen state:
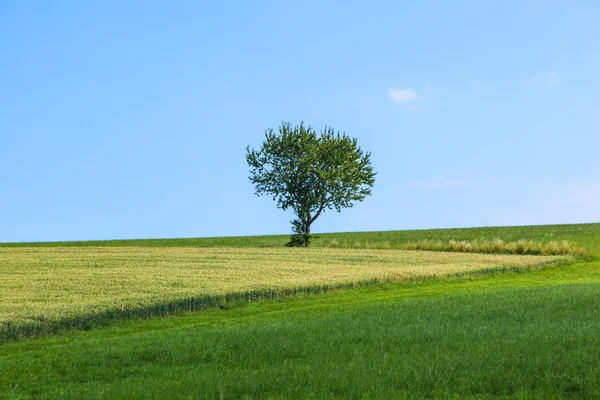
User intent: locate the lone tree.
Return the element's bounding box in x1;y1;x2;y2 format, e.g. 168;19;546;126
246;122;375;247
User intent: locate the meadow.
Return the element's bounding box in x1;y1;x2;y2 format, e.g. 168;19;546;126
1;260;599;399
1;222;599;398
2;222;597;254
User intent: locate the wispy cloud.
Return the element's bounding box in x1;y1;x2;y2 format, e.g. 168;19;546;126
387;87;420;104
493;180;600;226
531;71;561;88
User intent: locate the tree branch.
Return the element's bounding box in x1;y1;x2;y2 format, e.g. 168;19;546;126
308;203;326;226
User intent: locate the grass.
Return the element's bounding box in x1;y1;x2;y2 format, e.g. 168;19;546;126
0;247;564;340
1;261;599;399
318;223;600;256
2;221;598;255
1;222;599;398
379;238;584;256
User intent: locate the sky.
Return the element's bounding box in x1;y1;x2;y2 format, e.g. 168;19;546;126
1;1;599;242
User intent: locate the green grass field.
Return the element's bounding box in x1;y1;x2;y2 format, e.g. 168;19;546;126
2;222;598;254
1;222;599;398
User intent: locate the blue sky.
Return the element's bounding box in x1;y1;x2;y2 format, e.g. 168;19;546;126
1;1;599;242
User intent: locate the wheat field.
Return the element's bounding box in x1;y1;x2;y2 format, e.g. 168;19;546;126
1;247;565;332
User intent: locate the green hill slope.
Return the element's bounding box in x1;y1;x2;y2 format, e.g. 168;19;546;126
1;222;599;398
2;260;599;398
2;222;599;254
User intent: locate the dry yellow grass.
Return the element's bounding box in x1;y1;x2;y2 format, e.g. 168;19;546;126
0;246;566;331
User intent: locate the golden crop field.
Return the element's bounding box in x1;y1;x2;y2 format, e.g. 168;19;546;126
0;247;566;334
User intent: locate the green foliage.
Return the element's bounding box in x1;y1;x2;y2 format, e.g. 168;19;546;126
285;233;312;248
246;122;375;246
285;219;319;247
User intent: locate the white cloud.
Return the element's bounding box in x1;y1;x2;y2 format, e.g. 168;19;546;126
387;87;420;104
531;71;561;88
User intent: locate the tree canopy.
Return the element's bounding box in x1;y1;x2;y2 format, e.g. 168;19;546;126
246;122;375;246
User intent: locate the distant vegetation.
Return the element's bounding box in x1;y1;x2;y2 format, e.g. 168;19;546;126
2;222;598;255
322;238;586;256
